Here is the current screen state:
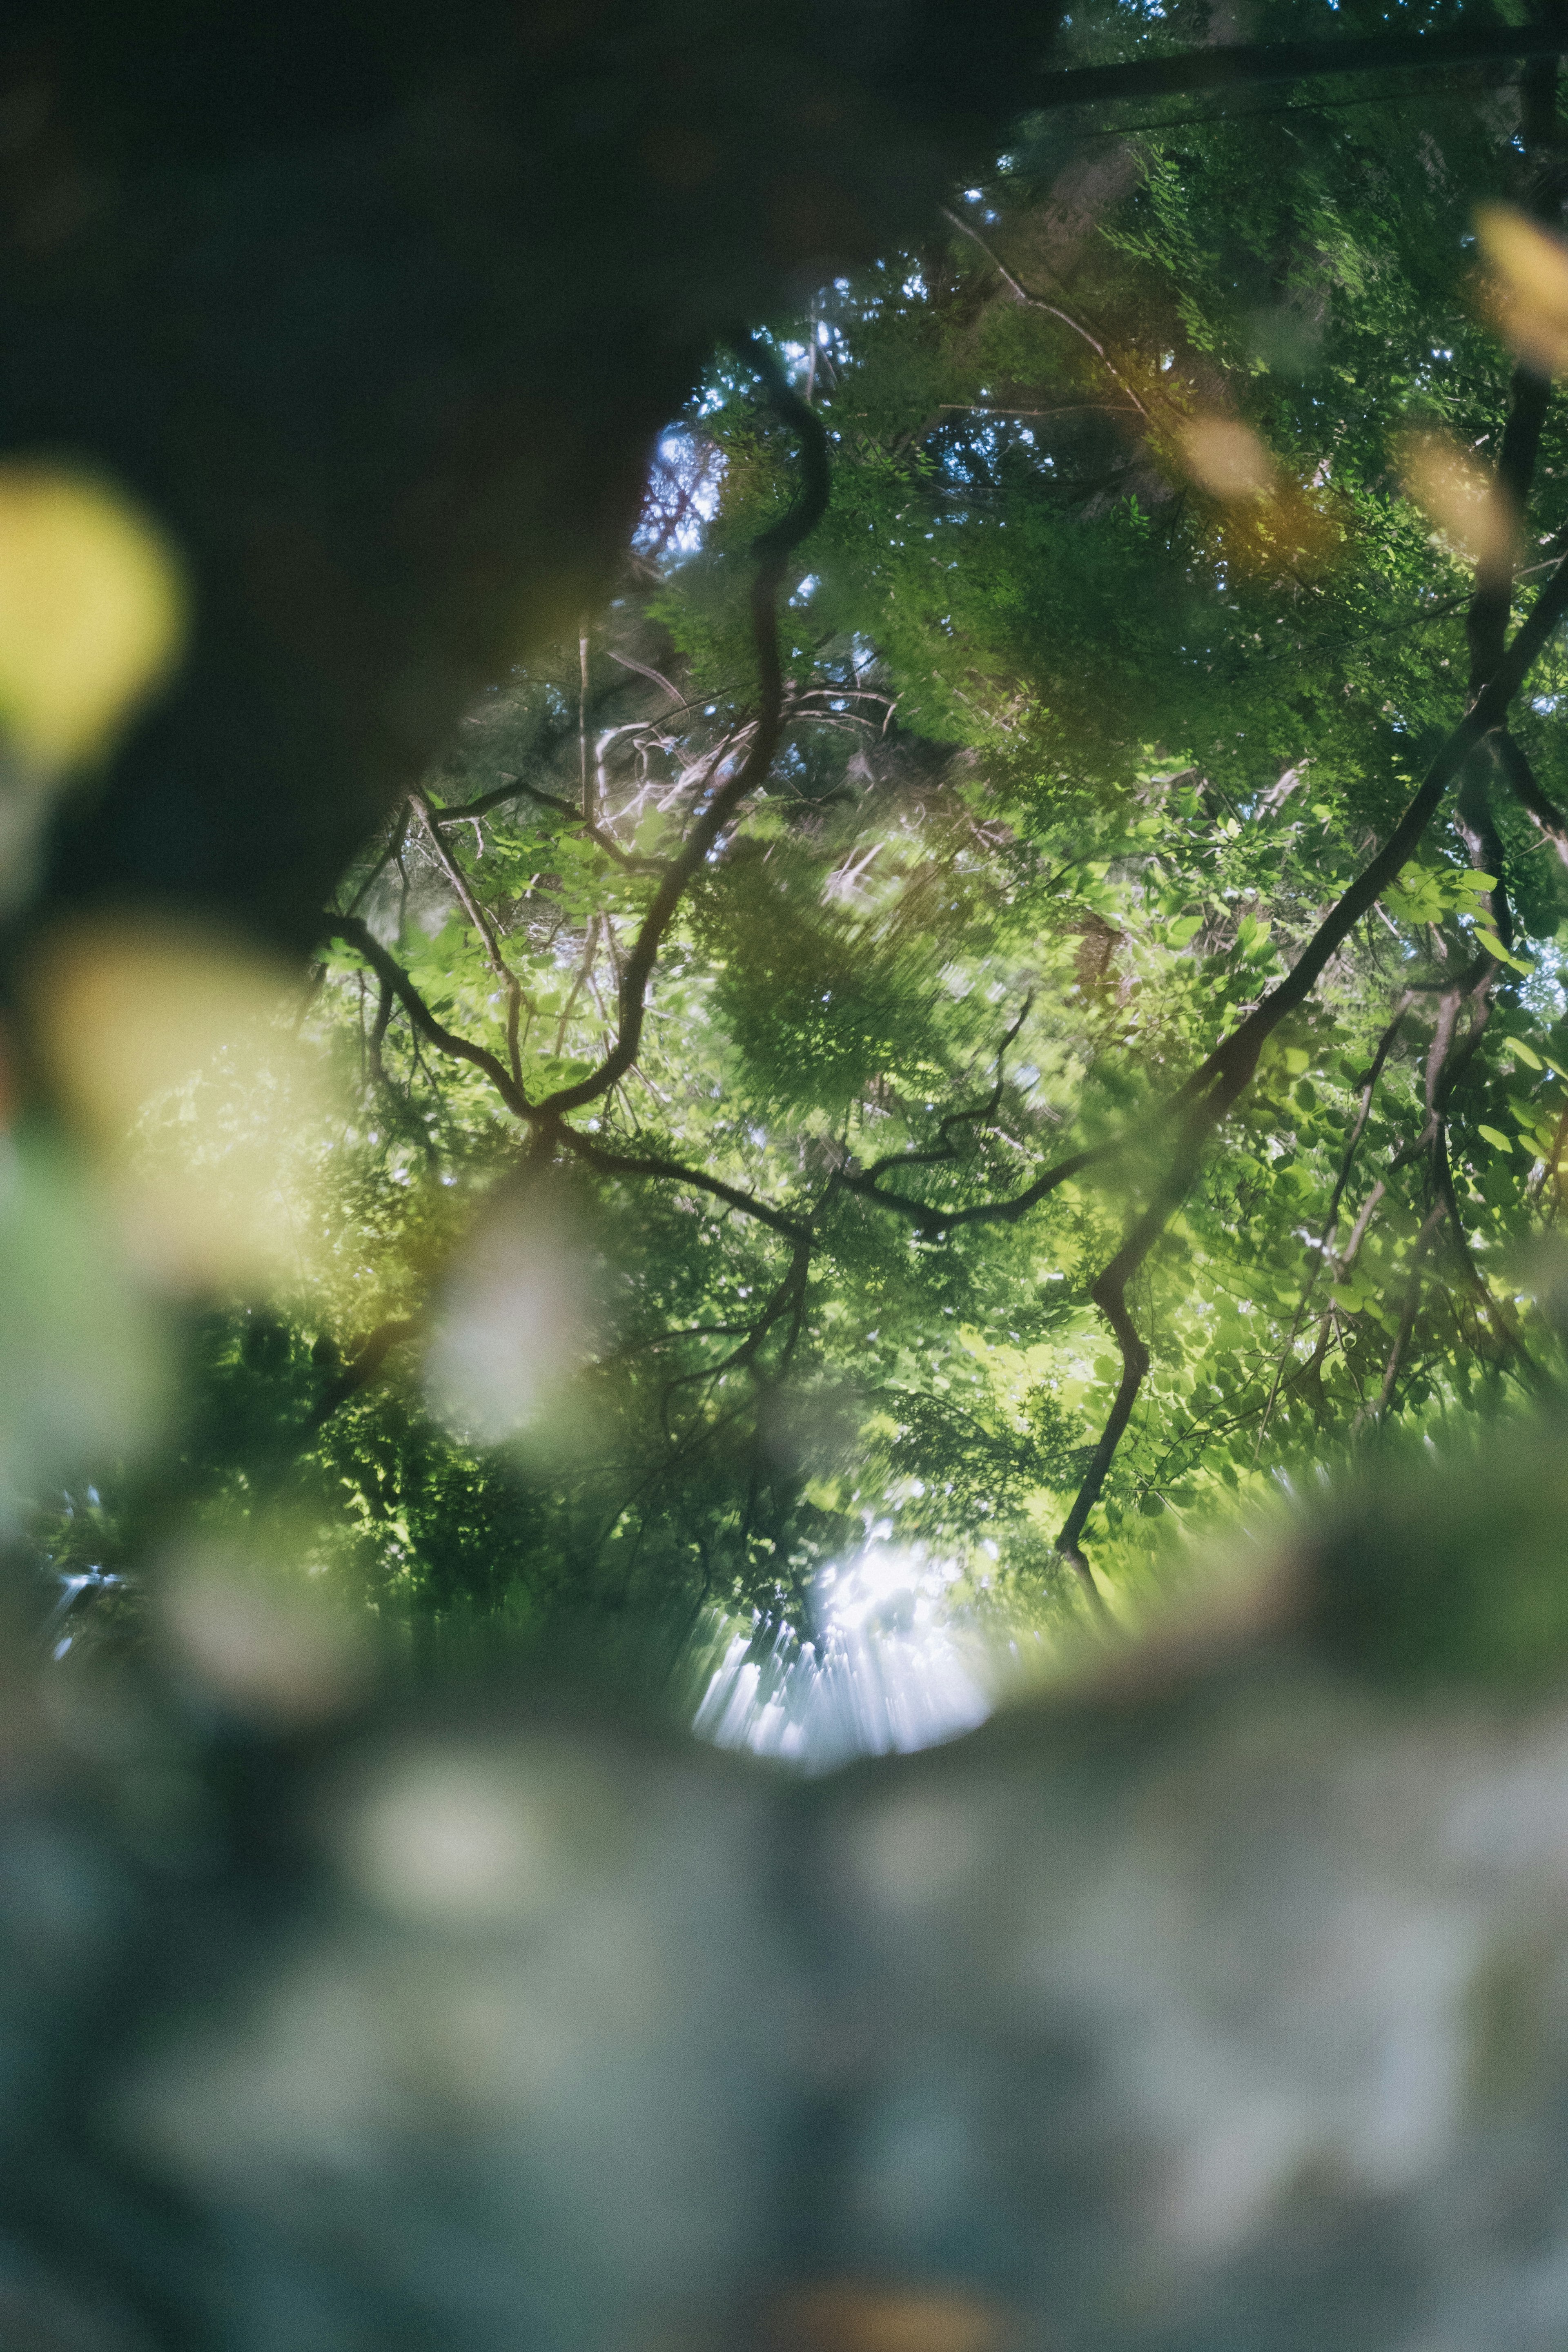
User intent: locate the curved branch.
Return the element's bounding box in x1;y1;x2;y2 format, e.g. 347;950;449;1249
552;1125;807;1243
856;998;1032;1182
432;776;665;875
411;792;532;1086
534;340;830;1119
845;1138;1121;1235
323;913;533;1119
941;207;1152;423
1051;535;1568;1582
1494;729;1568;868
1056;1269;1146;1623
872;512;1566;1250
322;925;817;1270
1182;538;1568;1111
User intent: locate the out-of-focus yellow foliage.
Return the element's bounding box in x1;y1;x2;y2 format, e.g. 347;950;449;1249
1176;415;1276;501
1167;412;1342;577
1394;428;1517;570
0;466;186;769
1475;202;1568;374
26;918;345;1295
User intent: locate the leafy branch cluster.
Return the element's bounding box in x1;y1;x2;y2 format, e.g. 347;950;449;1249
67;22;1568;1658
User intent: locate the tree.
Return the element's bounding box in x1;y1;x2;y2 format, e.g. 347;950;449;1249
32;14;1568;1679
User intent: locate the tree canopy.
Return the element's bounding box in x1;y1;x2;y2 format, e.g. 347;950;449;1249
29;9;1568;1688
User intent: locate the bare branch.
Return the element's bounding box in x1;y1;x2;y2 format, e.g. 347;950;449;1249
1051;507;1568;1581
941;206;1153;423
434;775;664;875
553;1125;807;1243
323;913;533;1120
535;339;831;1118
411;791;532;1089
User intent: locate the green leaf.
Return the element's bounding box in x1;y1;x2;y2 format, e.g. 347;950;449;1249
1476;929;1534;975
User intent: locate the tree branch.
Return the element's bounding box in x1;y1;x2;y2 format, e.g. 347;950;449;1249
323;912;534;1120
1453;54;1561;951
1366;1201;1447;1424
1028;24;1568;114
855;1000;1032;1182
1253;993;1412;1455
1181;537;1568;1113
1494;729;1568;868
1051;508;1568;1581
845;1138;1123;1236
941;207;1152;423
434;775;664;875
411;791;532;1088
533;339;830;1119
552;1125;807;1243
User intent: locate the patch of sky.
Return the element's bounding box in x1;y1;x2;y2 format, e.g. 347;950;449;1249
693;1541;994;1770
634;426;724;557
1519;938;1568;1021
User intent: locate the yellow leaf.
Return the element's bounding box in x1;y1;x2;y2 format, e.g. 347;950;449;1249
1475;202;1568;374
1393;428;1515;570
1176;414;1276;499
26;917;341;1295
0;465;186;769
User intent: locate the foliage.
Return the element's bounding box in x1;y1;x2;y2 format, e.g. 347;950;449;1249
32;16;1568;1670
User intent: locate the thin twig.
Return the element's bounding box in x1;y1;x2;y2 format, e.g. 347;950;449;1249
411;792;532;1089
940;207;1153;424
534;339;831;1119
